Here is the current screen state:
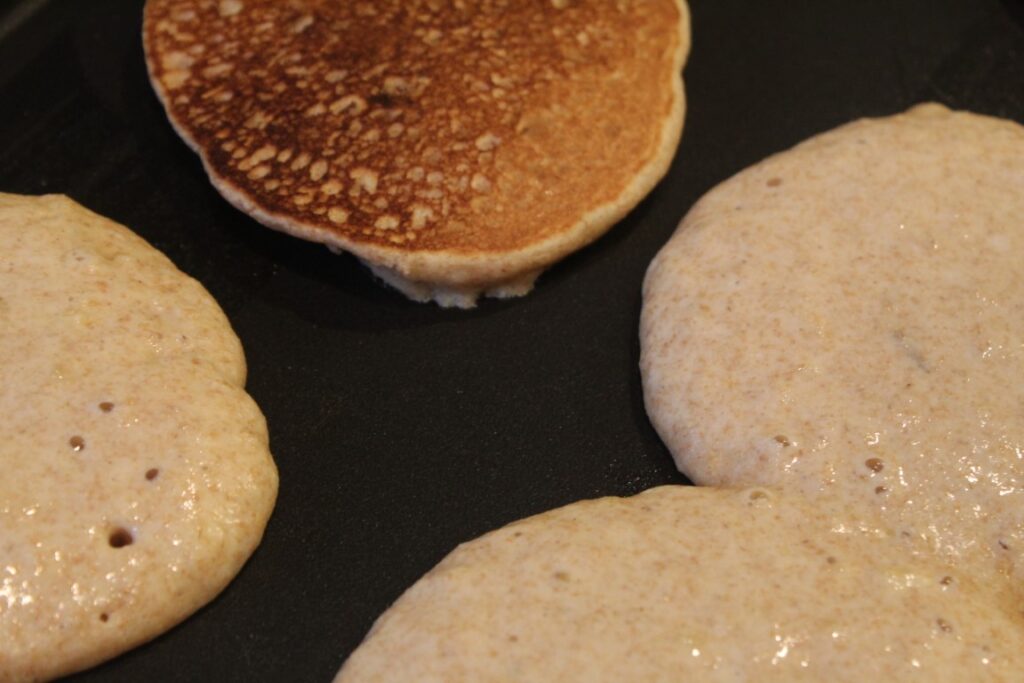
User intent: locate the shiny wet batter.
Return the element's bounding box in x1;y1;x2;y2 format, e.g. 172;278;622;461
642;104;1024;599
0;194;278;681
336;486;1024;681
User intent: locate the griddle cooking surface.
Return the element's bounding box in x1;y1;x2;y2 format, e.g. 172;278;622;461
0;1;1021;680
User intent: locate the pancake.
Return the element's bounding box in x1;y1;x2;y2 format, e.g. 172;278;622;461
335;485;1024;681
641;104;1024;597
0;194;278;680
143;0;689;307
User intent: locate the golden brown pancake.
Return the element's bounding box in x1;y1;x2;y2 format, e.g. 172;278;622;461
143;0;689;307
0;194;278;680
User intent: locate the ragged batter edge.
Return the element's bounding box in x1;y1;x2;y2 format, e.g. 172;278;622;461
143;0;690;308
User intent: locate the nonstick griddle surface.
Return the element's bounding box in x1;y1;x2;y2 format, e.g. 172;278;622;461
1;1;1022;681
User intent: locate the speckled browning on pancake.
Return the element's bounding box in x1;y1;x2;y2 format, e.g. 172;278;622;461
144;0;688;302
0;194;278;681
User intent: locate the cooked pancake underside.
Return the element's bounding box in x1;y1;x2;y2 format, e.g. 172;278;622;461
144;0;690;305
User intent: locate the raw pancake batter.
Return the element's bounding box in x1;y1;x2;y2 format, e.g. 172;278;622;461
642;104;1024;599
0;194;278;681
336;486;1024;682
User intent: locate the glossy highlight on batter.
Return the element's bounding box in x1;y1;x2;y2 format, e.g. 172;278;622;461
0;194;278;681
335;486;1024;681
642;104;1024;600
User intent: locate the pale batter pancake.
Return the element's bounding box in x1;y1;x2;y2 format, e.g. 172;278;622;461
641;104;1024;597
335;486;1024;682
143;0;689;307
0;194;278;681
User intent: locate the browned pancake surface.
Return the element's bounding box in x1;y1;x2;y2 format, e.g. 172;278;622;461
145;0;685;277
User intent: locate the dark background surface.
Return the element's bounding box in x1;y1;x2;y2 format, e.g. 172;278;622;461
0;1;1022;680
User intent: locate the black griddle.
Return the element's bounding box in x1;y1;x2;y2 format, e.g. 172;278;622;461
0;1;1022;680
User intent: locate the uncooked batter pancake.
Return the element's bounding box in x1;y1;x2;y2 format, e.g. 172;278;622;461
0;194;278;681
335;486;1024;681
641;104;1024;596
143;0;689;307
